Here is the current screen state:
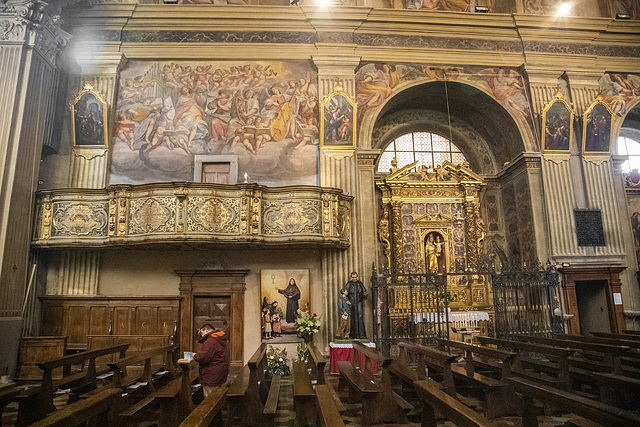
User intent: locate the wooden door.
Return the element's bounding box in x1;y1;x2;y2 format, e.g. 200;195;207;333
193;296;231;349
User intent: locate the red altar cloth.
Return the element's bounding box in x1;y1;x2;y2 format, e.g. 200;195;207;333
329;342;378;374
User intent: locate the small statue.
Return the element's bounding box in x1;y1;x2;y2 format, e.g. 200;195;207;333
335;288;352;339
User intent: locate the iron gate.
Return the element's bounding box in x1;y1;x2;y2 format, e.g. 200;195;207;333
491;263;562;338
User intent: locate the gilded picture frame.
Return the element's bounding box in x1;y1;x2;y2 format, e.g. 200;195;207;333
582;97;613;154
70;84;109;147
541;92;574;154
320;85;357;149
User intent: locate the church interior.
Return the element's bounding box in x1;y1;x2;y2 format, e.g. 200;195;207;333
1;0;640;424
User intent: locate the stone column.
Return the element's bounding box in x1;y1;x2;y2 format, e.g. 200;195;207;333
313;54;381;345
47;52;127;297
0;0;70;375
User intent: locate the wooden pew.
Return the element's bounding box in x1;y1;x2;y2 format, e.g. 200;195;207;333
119;358;200;427
179;386;227;427
414;379;499;427
304;342;344;413
105;344;176;392
555;333;640;369
0;384;22;427
507;376;640;427
226;343;281;426
28;387;123;427
623;330;640;336
476;336;573;391
595;331;640;341
293;361;315;426
14;344;129;426
436;338;516;419
337;341;413;426
390;341;457;397
515;334;630;376
315;385;345;427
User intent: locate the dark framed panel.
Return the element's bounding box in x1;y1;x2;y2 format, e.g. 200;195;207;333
574;209;605;247
582;98;613;154
541;92;574;153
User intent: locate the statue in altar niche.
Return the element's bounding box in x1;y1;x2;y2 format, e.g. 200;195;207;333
425;232;446;273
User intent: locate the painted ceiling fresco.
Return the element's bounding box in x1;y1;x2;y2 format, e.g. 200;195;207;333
111;61;319;186
599;73;640;116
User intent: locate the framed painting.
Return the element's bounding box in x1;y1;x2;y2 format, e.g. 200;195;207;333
582;97;613;154
70;83;108;147
541;92;573;153
260;269;310;341
320;85;357;149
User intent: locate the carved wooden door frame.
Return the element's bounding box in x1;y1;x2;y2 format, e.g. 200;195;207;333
177;269;248;367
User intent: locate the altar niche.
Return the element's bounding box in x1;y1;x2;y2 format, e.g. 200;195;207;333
376;160;489;311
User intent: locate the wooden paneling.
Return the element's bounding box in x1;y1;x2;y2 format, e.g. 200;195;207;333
40;296;180;350
17;337;66;379
87;335;171;367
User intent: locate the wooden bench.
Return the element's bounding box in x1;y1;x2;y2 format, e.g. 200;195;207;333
555;333;640;369
226;343;281;426
14;343;129;426
315;385;345;427
106;344;176;392
118;358;199;427
0;384;22;427
337;341;413;426
293;361;316;426
436;338;516;419
414;379;499;427
623;330;640;336
179;385;227;427
594;331;640;341
390;341;457;397
507;376;640;427
28;387;123;427
477;336;573;391
515;335;630;376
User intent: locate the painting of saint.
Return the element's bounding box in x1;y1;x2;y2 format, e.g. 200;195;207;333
583;102;612;153
260;269;310;341
71;87;108;147
321;93;355;148
425;231;446;273
542;97;573;153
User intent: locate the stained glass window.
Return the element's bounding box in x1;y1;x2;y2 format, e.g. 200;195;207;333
377;132;467;173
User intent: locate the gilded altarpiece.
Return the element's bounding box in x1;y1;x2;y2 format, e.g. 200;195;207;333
377;161;489;311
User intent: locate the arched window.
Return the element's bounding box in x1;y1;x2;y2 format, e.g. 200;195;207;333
377;132;467;173
618;136;640;173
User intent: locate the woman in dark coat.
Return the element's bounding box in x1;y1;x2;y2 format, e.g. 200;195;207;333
278;278;301;323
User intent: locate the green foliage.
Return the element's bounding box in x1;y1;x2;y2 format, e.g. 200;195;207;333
295;309;321;341
296;342;310;363
267;346;290;376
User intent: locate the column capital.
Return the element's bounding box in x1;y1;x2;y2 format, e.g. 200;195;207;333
564;70;606;89
312;54;361;73
74;51;127;75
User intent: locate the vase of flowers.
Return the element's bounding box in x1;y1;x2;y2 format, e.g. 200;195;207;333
267;346;290;376
295;309;321;343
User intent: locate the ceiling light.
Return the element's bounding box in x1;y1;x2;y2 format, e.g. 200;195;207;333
557;2;571;16
475;5;489;12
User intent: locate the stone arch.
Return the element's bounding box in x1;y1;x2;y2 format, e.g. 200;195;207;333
614;98;640;149
372;109;498;175
359;79;537;163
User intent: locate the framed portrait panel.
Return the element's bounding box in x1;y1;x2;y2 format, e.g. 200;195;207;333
582;97;613;154
70;84;108;147
541;92;573;153
320;86;357;149
260;269;310;341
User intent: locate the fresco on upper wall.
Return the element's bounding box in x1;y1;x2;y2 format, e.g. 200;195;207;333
355;63;534;132
111;61;318;186
403;0;513;13
599;73;640;116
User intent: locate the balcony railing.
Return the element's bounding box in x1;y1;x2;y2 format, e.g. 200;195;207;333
33;183;352;249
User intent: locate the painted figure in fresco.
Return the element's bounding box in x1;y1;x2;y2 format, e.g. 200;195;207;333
271;302;282;337
356;63;400;109
475;68;530;119
420;0;469;11
262;308;272;339
344;272;367;339
544;109;570;151
584;106;611;152
278;278;301;323
335;288;352;339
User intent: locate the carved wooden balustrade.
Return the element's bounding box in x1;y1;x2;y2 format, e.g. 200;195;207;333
32;183;352;248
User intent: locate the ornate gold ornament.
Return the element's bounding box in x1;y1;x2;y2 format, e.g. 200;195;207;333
52;202;108;237
582;96;614;154
541;92;574;154
187;197;239;233
129;197;175;234
69;84;109;147
320;85;357;149
263;200;321;234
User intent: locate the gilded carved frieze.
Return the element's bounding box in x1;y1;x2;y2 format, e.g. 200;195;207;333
187;197;240;234
33;183;352;248
128;197;176;235
262;200;322;235
51;202;108;237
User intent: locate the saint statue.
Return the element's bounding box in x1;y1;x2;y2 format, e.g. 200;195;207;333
425;232;445;273
278;278;301;323
344;271;367;339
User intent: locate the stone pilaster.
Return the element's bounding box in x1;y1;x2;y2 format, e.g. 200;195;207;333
0;0;70;375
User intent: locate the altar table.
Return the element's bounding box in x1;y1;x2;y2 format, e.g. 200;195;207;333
329;342;378;374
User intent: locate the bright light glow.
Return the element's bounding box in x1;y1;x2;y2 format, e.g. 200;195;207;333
557;2;571;16
316;0;330;7
618;136;640;173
